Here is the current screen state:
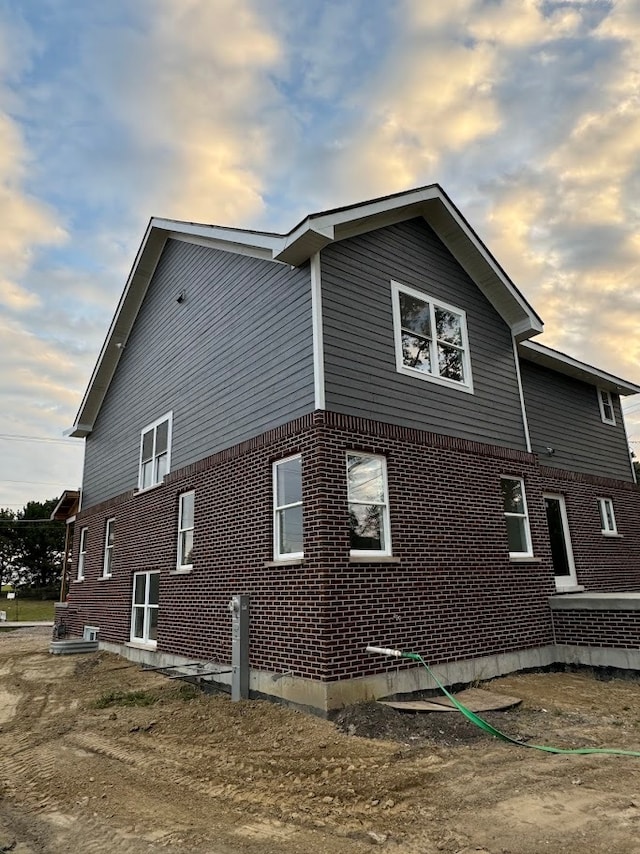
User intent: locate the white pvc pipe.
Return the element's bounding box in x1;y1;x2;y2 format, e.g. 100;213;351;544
365;645;403;658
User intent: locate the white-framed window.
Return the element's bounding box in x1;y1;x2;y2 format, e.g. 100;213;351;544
138;412;172;490
598;497;618;535
77;527;88;580
391;281;473;393
177;491;195;570
597;388;616;425
102;518;115;578
501;477;533;558
347;452;392;556
273;455;303;560
131;571;160;647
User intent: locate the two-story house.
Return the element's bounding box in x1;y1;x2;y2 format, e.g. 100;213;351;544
57;185;640;713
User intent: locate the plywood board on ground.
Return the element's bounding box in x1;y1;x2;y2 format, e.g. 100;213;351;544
380;687;521;713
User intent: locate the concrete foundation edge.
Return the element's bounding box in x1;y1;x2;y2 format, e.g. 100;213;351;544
97;642;561;713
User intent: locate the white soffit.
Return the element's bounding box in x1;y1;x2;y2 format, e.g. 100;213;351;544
519;341;640;395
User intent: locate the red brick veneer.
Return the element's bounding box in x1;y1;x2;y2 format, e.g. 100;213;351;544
60;412;640;683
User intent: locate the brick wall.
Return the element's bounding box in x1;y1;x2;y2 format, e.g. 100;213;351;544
61;412;640;684
540;466;640;591
553;609;640;649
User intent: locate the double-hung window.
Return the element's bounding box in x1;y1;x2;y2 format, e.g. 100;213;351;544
139;412;172;490
177;491;194;570
347;452;391;556
273;455;303;560
131;571;160;647
598;497;618;535
501;477;533;558
391;281;473;392
102;518;115;578
77;527;88;580
597;388;616;425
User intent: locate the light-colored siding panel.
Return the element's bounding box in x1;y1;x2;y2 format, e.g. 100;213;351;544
82;240;314;507
321;219;528;448
520;360;633;481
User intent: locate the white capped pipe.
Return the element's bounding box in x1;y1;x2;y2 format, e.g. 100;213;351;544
365;645;403;658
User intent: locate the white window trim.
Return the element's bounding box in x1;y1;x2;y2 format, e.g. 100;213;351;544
597;388;616;425
102;518;115;578
176;491;195;571
77;527;88;581
501;476;533;558
273;454;303;561
543;493;578;591
598;497;618;536
347;452;392;557
130;571;159;648
391;280;474;394
138;411;173;491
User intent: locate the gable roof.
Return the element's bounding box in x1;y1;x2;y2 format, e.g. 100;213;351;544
68;184;545;438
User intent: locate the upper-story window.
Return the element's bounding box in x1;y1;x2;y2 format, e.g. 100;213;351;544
501;477;533;558
347;452;392;556
273;455;303;560
597;388;616;425
77;527;88;581
102;518;115;578
177;491;195;570
139;412;172;490
391;281;473;393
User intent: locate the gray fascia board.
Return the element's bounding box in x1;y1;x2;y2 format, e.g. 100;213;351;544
69;223;168;436
519;340;640;395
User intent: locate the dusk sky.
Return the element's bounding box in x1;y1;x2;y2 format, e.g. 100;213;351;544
2;0;640;509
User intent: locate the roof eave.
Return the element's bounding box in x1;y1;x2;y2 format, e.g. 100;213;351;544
519;341;640;395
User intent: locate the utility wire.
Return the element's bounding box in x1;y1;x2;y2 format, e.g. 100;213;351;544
0;434;79;445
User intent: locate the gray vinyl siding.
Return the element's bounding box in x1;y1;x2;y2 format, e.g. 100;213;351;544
520;360;633;481
82;239;314;507
321;218;528;449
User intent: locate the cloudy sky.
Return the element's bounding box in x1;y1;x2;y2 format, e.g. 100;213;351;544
2;0;640;509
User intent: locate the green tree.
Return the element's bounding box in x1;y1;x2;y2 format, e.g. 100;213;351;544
0;508;17;589
5;499;65;589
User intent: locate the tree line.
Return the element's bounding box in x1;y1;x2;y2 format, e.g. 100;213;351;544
0;499;65;593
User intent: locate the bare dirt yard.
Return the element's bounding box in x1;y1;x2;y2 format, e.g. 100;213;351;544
2;629;640;853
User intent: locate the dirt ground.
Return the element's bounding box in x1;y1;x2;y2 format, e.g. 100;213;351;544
2;629;640;853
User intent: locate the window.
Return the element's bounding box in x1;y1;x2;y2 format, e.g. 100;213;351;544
77;527;88;580
177;491;194;570
598;497;618;535
273;455;303;559
131;571;160;647
597;388;616;425
391;281;473;392
138;412;172;490
102;518;115;578
347;453;391;555
501;477;533;558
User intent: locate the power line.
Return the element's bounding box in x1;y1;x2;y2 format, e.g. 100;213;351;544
0;434;80;446
0;519;62;524
0;479;63;486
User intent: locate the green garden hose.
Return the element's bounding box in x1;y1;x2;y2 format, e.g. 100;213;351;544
366;645;640;757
